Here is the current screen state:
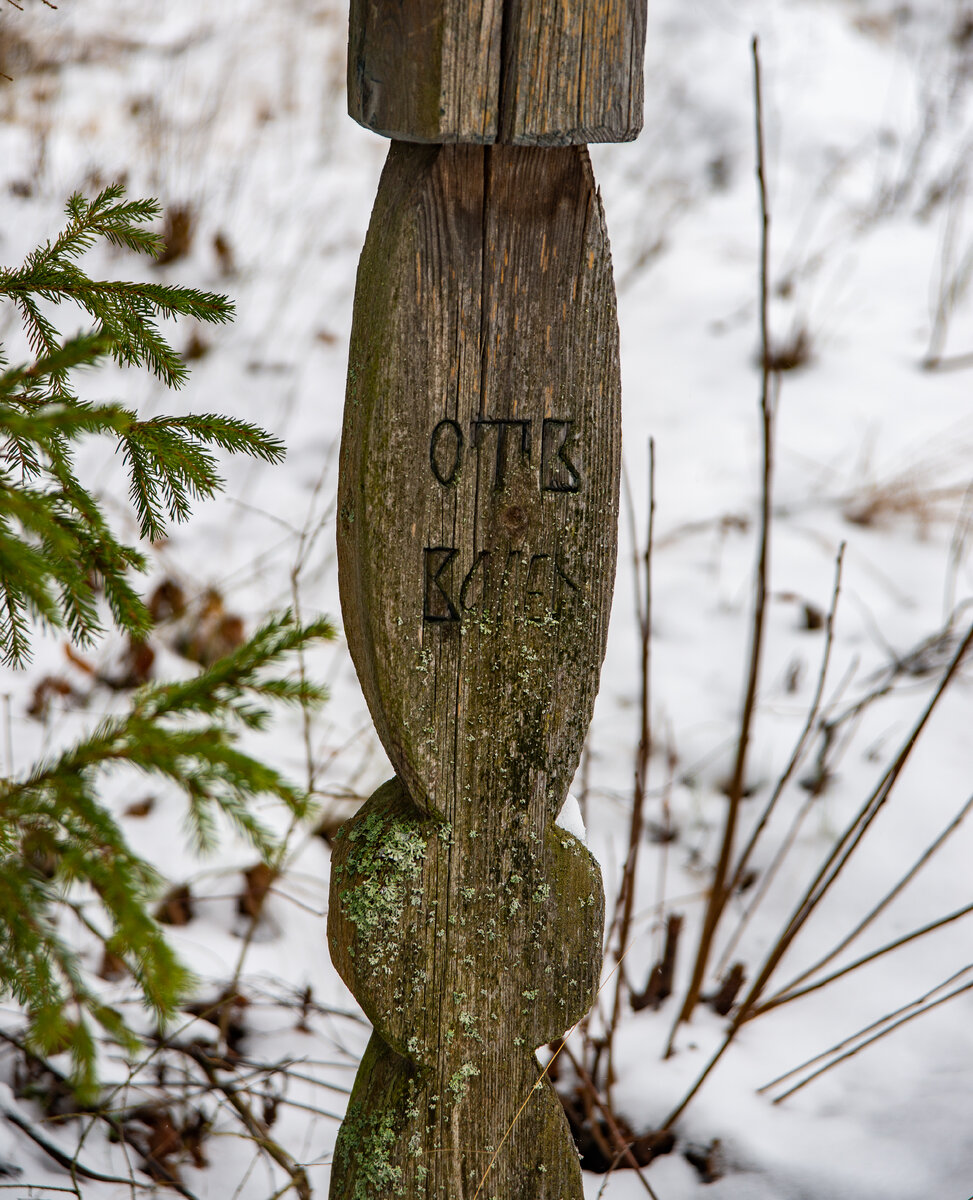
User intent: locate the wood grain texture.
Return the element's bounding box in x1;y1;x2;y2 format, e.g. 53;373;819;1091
348;0;503;143
330;143;621;1199
500;0;646;144
347;0;646;144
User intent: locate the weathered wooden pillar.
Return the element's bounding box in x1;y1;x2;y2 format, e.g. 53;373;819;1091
330;5;645;1197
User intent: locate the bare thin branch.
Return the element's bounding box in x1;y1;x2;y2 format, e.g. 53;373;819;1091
606;438;655;1091
749;896;973;1019
716;543;845;973
765;788;973;1000
769;977;973;1104
757;963;973;1094
670;33;774;1045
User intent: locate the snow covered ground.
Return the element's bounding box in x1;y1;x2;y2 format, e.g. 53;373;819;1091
1;0;972;1196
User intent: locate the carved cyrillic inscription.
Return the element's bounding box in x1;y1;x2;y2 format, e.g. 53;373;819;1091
429;418;463;486
541;418;582;492
422;546;580;624
427;415;584;493
471;418;531;490
423;413;585;621
422;547;460;622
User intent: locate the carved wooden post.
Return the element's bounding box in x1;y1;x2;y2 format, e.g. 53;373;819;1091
330;5;645;1197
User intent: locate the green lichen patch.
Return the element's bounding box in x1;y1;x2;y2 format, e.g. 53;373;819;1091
447;1061;480;1103
333;1099;404;1200
458;1010;481;1042
339;808;428;972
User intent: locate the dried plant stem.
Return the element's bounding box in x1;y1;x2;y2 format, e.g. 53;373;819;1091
769;975;973;1104
0;1104;156;1194
601;463;642;960
720;788;818;973
943;482;973;624
183;1045;311;1200
560;1044;662;1200
763;788;973;1000
716;544;845;974
922;175;968;370
726;657;861;945
748;896;973;1018
662;617;973;1129
596;1146;639;1200
671;34;774;1044
758;963;973;1095
744;619;973;1002
0;1189;79;1197
579;1078;618;1164
621;459;646;651
225;464;333;1022
653;721;677;960
606;439;655;1090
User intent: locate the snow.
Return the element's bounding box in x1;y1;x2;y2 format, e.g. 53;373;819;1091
1;0;972;1197
557;795;589;844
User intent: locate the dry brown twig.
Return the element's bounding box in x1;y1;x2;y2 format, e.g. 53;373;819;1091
560;1043;662;1200
669;32;775;1050
648;718;678;962
748;894;973;1020
180;1044;311;1200
758;788;973;1004
604;437;656;1092
767;972;973;1105
714;543;846;974
662;616;973;1129
758;963;973;1098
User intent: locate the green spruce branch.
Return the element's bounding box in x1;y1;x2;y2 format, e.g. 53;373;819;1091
0;187;230;389
0;187;283;666
1;611;334;1099
0;185;334;1100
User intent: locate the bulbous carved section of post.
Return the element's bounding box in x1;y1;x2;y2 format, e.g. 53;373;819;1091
330;143;620;1198
329;778;602;1197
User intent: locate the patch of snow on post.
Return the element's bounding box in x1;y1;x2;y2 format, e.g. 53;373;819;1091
555;793;587;844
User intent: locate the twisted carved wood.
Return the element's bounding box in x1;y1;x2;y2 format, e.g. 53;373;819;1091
330;5;639;1195
330;143;620;1198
